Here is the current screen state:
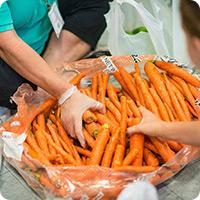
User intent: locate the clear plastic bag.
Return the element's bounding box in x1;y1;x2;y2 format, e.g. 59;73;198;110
1;55;200;199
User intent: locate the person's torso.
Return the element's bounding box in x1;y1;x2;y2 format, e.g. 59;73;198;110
7;0;56;54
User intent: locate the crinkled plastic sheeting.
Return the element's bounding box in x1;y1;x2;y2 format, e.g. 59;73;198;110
1;55;200;199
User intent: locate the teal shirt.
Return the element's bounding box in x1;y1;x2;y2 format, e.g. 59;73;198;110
0;0;56;54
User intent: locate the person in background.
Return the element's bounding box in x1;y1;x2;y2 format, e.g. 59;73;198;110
128;0;200;147
0;0;110;147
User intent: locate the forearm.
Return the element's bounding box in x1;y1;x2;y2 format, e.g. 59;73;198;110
154;121;200;146
0;31;71;98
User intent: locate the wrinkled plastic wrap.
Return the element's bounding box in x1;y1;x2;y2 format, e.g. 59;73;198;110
1;55;200;199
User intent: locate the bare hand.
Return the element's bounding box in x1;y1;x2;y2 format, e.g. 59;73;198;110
127;107;164;137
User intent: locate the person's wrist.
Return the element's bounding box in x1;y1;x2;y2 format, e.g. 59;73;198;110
154;121;168;137
58;85;78;105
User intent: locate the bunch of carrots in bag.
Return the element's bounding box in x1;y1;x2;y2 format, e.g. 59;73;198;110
2;60;200;197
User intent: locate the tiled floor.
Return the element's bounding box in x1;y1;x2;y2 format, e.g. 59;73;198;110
0;158;199;200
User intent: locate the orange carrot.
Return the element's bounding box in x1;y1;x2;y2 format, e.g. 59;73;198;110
88;127;110;165
188;83;198;99
169;77;184;94
114;166;156;173
105;100;121;123
150;137;175;163
26;131;51;165
101;128;120;167
47;121;61;146
83;110;97;123
127;117;142;127
164;75;187;121
97;73;105;106
164;103;175;121
113;71;130;94
96;113;116;132
134;73;159;117
35;129;50;155
112;144;125;168
122;149;138;166
127;99;141;118
102;73;110;92
137;87;146;106
56;120;74;155
106;110;119;126
143;78;149;88
57;135;71;154
91;74;98;100
119;96;127;146
134;63;140;75
21;154;37;171
49;113;57;124
185;100;198;118
83;129;95;148
131;133;144;166
144;140;159;155
113;86;121;93
171;76;196;108
71;145;83;165
122;90;131;100
167;141;182;152
119;67;140;102
70;72;86;85
149;87;170;121
174;89;191;121
85;87;92;97
39;172;67;197
107;84;120;108
37;114;46;131
143;148;159;167
31;98;55;125
75;146;92;157
144;62;172;108
84;122;100;137
166;77;191;120
56;106;61;121
155;61;200;87
42;130;77;165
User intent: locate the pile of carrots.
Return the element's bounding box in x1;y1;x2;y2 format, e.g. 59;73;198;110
4;60;200;197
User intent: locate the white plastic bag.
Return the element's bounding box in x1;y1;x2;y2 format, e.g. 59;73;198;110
117;181;159;200
106;0;172;56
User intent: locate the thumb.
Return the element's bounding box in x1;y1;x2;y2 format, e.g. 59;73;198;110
127;124;141;136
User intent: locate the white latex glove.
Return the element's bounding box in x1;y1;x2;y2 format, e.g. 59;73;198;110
61;91;105;147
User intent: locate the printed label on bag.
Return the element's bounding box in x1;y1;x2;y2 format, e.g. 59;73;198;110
1;132;26;161
101;57;118;74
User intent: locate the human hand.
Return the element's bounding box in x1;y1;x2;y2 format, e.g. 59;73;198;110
127;107;164;137
61;91;105;147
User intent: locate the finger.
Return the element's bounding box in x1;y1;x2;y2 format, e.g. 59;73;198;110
90;101;106;114
61;114;76;138
127;125;140;135
74;117;86;148
138;106;152;115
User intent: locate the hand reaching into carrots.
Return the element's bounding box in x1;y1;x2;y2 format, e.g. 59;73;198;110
61;90;105;147
127;107;164;137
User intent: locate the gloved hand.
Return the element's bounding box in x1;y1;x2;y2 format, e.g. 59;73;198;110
61;91;105;147
127;106;164;137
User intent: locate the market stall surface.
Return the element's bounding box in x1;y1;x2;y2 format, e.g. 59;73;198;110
0;158;199;200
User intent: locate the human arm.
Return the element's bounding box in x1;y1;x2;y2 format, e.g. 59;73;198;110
0;30;104;147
